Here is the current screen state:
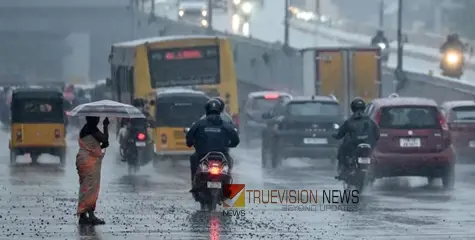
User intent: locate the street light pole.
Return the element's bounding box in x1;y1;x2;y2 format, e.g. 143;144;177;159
284;0;289;47
396;0;403;71
395;0;407;91
378;0;384;28
207;0;213;32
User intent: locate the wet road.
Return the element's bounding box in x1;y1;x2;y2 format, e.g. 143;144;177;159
1;131;475;240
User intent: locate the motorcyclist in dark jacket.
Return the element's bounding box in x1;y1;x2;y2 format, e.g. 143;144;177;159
186;98;240;195
440;33;465;53
333;98;380;179
371;30;389;47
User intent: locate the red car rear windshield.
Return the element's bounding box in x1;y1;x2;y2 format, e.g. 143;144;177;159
451;106;475;121
379;106;439;129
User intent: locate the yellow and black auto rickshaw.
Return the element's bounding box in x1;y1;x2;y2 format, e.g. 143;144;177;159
153;88;210;160
9;88;67;164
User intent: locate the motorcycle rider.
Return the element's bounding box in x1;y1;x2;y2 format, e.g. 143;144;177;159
440;33;465;53
370;30;389;47
186;98;240;197
333;98;380;179
73;89;90;107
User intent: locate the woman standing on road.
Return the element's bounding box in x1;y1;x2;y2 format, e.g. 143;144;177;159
76;116;110;225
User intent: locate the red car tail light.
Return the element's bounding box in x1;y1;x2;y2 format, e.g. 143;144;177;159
437;112;451;148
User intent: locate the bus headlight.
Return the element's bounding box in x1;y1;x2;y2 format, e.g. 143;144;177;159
233;0;241;5
201;10;207;17
241;2;252;14
201;19;208;26
178;10;184;17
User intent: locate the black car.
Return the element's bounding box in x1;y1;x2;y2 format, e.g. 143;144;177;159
241;91;292;144
261;96;343;168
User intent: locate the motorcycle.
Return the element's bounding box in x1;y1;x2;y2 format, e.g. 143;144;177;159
193;151;232;211
122;131;149;174
440;49;464;79
338;143;373;192
377;42;390;64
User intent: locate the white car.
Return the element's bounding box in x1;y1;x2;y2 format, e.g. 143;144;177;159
178;0;208;26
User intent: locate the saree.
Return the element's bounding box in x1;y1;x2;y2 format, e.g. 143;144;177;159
76;135;104;215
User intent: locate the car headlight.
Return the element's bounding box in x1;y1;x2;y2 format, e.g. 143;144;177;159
377;42;386;49
241;2;252;13
201;10;207;17
178;10;184;17
333;123;339;129
233;0;241;5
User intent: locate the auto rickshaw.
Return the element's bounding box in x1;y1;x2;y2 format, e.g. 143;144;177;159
9;88;67;164
153;88;210;160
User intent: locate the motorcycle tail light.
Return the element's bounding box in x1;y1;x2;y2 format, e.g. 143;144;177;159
54;129;60;138
209;166;221;175
137;133;146;141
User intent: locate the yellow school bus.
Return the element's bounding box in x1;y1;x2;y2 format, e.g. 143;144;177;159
301;46;382;115
108;35;239;157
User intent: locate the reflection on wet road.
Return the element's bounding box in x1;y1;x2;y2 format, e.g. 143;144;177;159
1;131;475;239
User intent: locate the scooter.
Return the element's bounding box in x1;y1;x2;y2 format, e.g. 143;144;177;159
337;143;373;193
192;152;232;211
123;131;149;174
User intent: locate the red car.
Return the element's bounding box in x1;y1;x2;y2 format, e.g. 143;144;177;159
366;97;455;188
441;101;475;162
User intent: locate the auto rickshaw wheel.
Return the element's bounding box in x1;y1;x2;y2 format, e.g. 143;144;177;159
10;150;17;164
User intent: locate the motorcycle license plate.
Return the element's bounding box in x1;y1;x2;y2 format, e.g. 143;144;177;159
358;157;371;164
135;142;146;147
303;138;327;144
207;181;222;189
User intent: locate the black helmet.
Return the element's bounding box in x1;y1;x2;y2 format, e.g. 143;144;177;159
205;98;223;115
350;98;366;113
213;97;225;110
